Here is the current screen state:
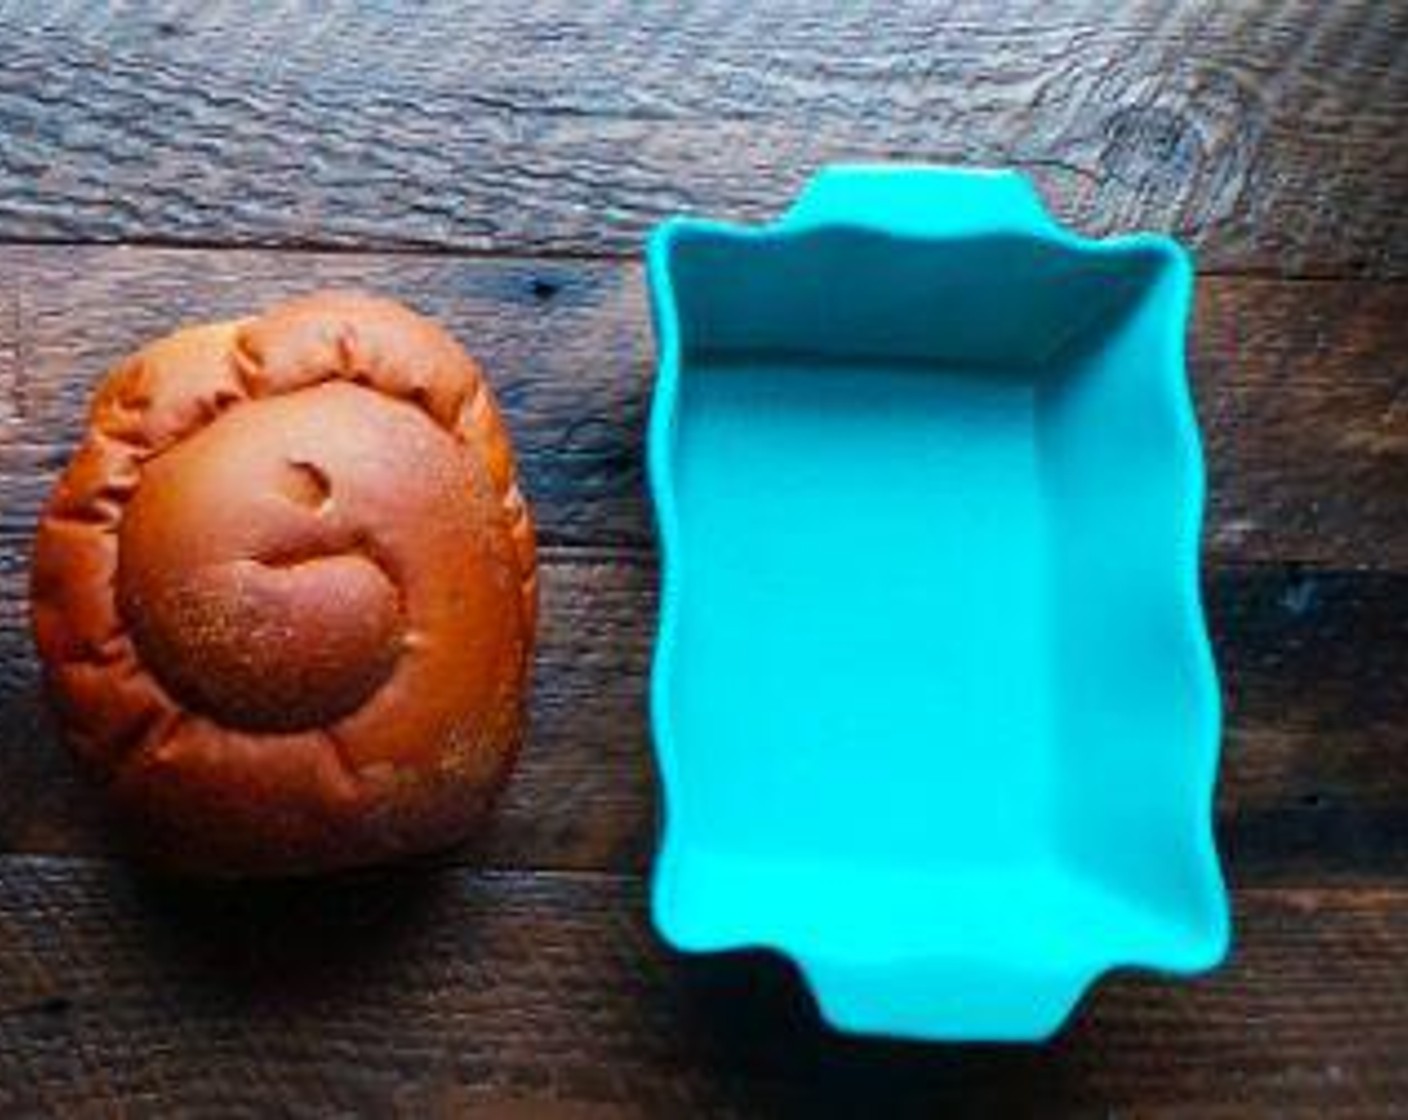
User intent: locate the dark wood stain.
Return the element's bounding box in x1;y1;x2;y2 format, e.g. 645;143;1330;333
0;249;1403;565
0;862;1404;1114
3;553;1406;880
0;4;1404;275
0;2;1404;1111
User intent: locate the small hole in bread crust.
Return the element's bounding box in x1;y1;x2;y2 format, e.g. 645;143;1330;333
280;459;332;511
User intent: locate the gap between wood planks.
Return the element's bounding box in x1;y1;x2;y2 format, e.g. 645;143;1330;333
2;235;1408;284
0;849;1405;896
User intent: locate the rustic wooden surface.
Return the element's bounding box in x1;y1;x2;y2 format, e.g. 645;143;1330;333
1;2;1406;276
0;2;1405;1115
1;865;1404;1117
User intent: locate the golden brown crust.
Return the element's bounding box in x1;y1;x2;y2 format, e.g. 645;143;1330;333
30;292;538;876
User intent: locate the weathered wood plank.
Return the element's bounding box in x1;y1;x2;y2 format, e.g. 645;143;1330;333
0;550;657;871
1197;278;1408;568
1214;568;1408;882
0;2;1405;275
1;550;1404;883
0;247;1404;567
0;248;653;550
0;861;1403;1115
0;246;1402;877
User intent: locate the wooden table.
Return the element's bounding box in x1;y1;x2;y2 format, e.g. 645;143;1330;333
1;4;1404;1114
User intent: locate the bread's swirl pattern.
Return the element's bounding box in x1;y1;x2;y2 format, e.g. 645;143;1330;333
31;292;537;874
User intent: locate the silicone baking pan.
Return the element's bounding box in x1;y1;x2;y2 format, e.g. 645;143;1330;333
645;166;1228;1041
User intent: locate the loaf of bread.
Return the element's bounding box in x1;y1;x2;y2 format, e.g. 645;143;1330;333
31;292;537;875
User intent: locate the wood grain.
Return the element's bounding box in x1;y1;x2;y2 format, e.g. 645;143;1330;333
1;247;1404;567
0;2;1405;275
0;861;1403;1115
2;549;1404;883
0;5;1402;1110
0;246;1403;880
0;247;653;552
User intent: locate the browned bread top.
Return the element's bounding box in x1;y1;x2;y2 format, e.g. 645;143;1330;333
31;291;537;875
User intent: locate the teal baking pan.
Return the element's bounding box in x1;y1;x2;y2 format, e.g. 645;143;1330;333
644;166;1228;1042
